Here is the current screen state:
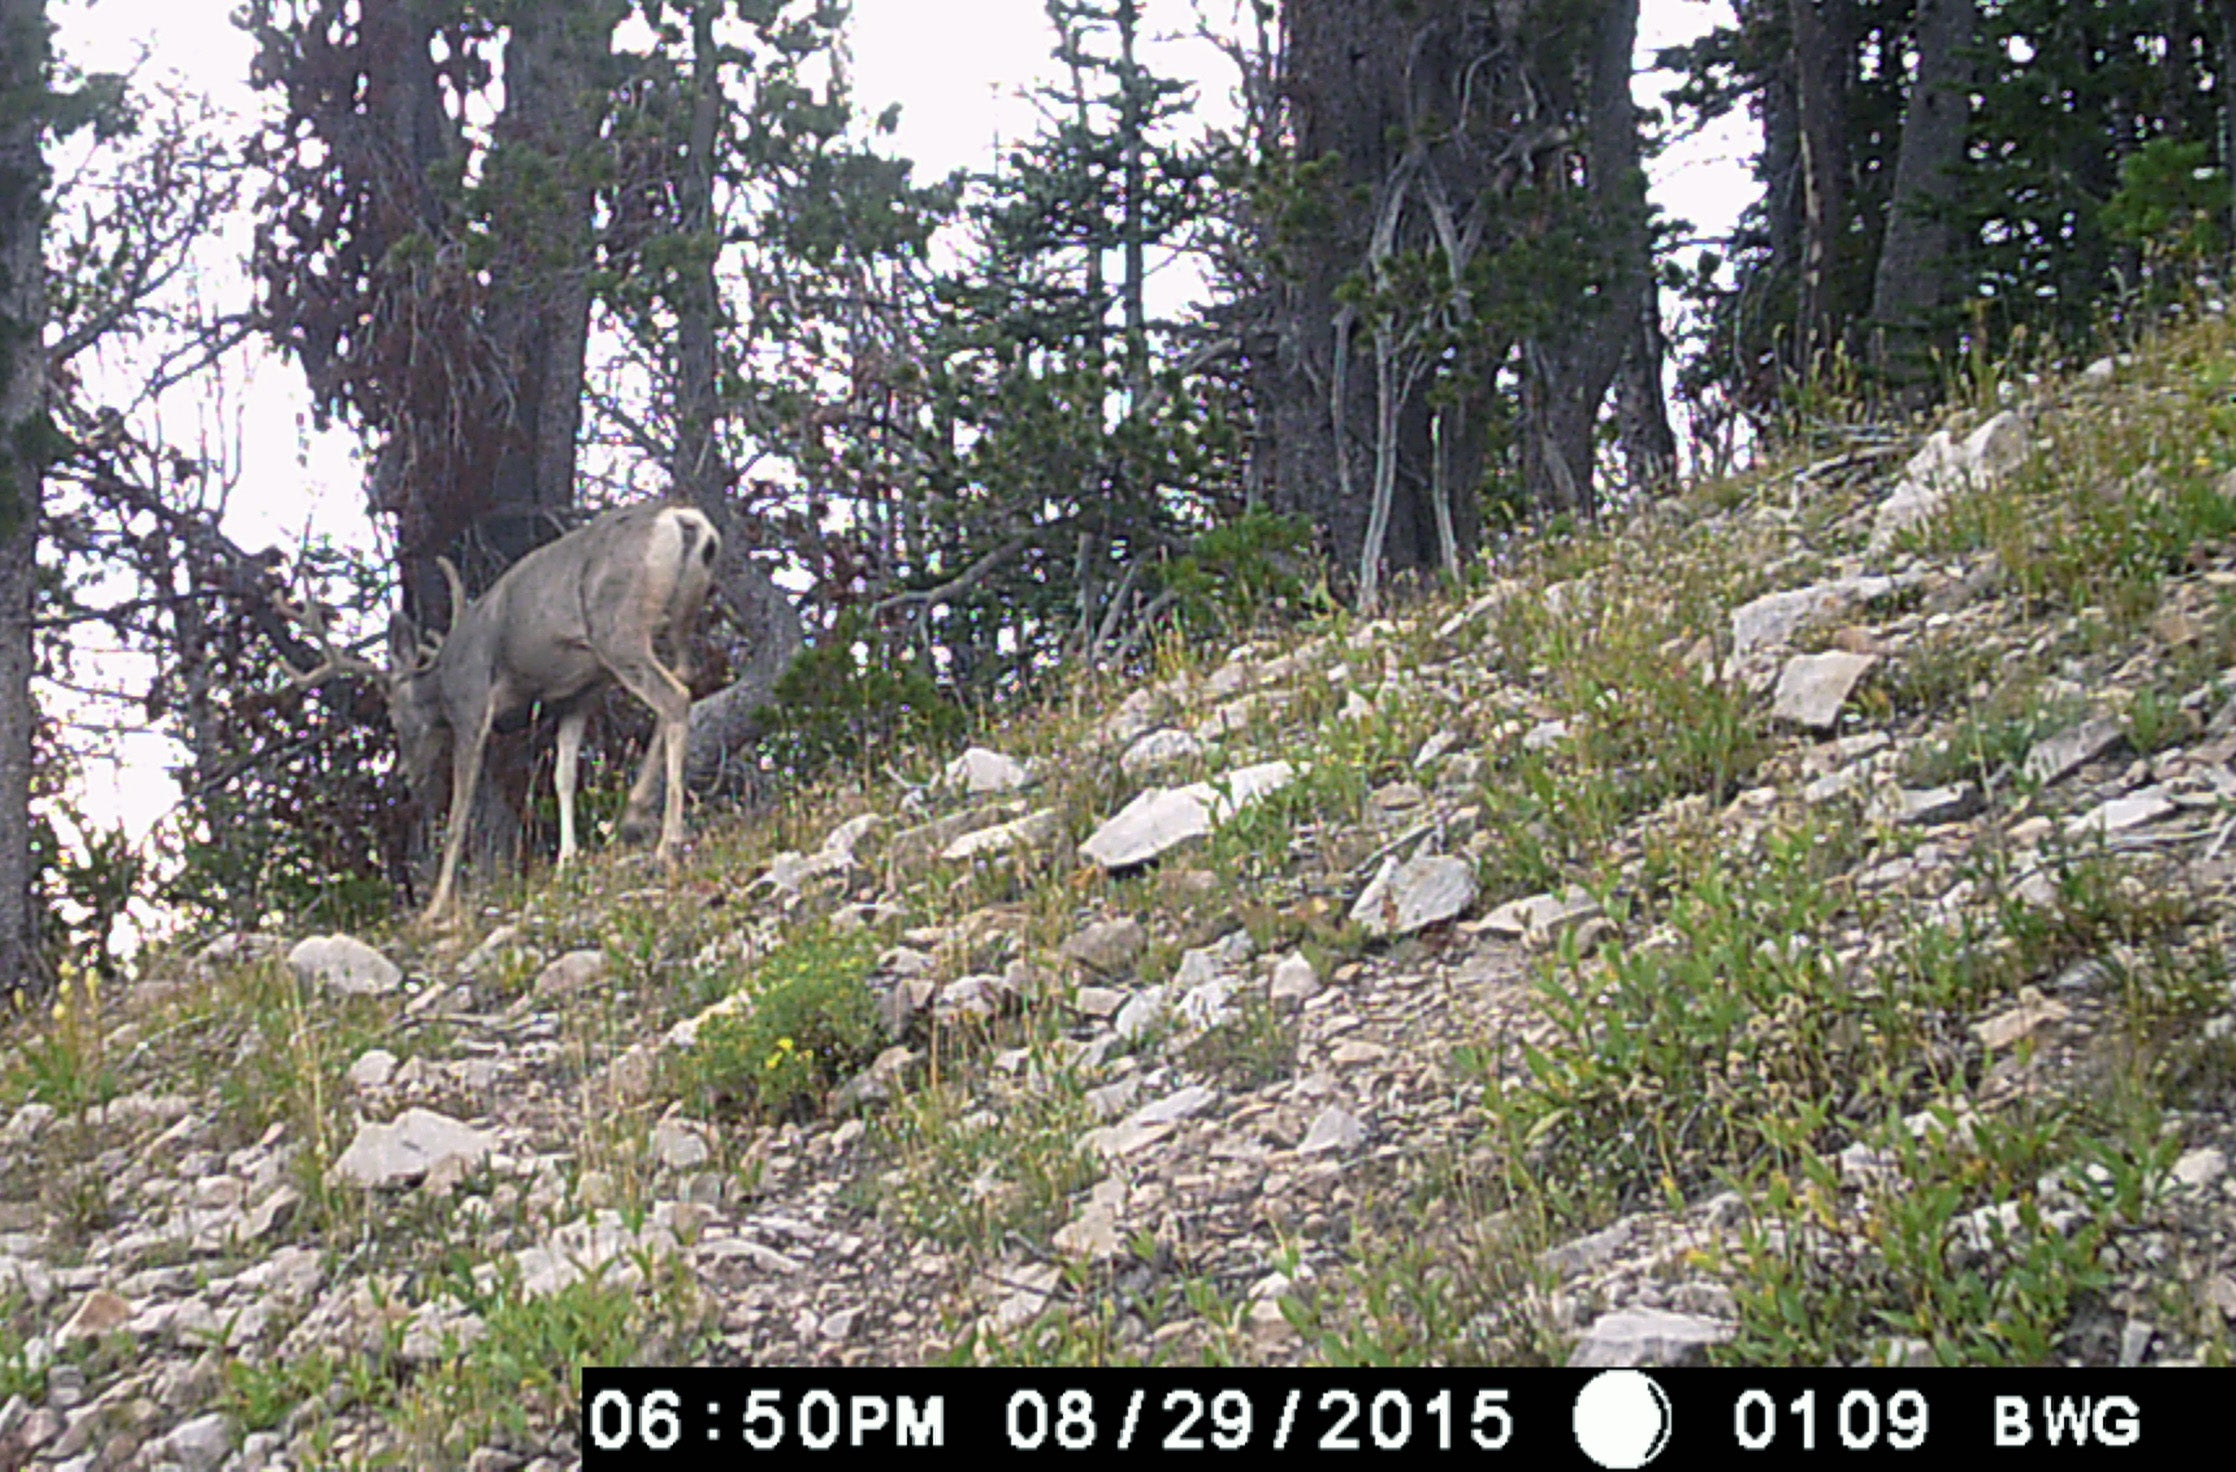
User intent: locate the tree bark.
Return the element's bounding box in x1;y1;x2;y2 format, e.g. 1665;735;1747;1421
0;0;48;996
1870;0;1978;402
1521;0;1653;519
1787;0;1854;373
668;0;803;795
1266;0;1488;595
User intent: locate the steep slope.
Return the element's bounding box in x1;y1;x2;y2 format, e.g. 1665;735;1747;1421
5;318;2236;1467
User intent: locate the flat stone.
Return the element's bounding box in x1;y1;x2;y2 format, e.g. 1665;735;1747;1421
1568;1306;1734;1368
1120;728;1202;779
1080;762;1297;869
153;1412;233;1472
533;949;608;1000
1730;578;1899;656
1350;855;1479;938
333;1108;494;1189
503;1213;679;1300
1112;985;1171;1040
1480;888;1602;944
2064;787;2176;838
1052;1180;1128;1262
1875;784;1982;827
1073;985;1126;1018
942;808;1061;861
56;1289;134;1346
649;1119;712;1171
345;1049;399;1091
1870;412;2028;552
1129;1085;1215;1128
1771;651;1877;731
1974;987;2070;1050
287;934;401;997
943;747;1032;794
2023;718;2123;787
1298;1106;1366;1155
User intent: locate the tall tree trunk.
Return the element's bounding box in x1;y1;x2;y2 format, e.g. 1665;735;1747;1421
1788;0;1854;374
1870;0;1978;403
0;0;47;996
670;0;801;793
1521;0;1652;518
1118;0;1149;400
1266;0;1487;596
1617;267;1679;493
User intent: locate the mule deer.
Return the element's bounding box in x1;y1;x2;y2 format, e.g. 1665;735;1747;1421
284;502;721;922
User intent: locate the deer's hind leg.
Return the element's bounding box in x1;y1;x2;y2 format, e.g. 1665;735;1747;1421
605;653;693;862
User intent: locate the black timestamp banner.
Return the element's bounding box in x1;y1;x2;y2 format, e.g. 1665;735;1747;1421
581;1367;2207;1467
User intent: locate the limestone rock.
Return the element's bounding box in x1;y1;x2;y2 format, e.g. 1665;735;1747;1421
1771;651;1877;731
1120;728;1201;778
1874;784;1982;828
1268;953;1321;1003
1569;1306;1734;1368
1350;855;1479;938
2065;787;2175;838
1870;411;2030;551
287;934;401;998
942;808;1061;861
943;747;1032;795
1298;1106;1366;1155
1481;888;1603;945
2023;718;2123;787
345;1049;399;1092
1730;577;1900;657
533;949;608;1000
334;1109;494;1189
1080;761;1298;870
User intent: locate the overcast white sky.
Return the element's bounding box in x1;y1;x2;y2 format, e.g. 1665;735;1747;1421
44;0;1754;918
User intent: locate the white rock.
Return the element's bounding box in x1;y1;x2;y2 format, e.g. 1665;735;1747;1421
1268;953;1321;1003
1080;762;1297;869
942;808;1061;861
1129;1086;1216;1130
943;747;1032;795
2023;717;2123;786
1481;888;1603;943
1120;728;1202;779
1771;651;1878;731
649;1118;713;1171
2064;787;2176;838
153;1412;232;1472
1113;979;1171;1038
1568;1306;1734;1368
2172;1147;2227;1190
533;949;608;999
286;935;402;998
1061;918;1147;975
345;1049;398;1091
1349;855;1479;938
333;1109;494;1189
1298;1106;1366;1155
502;1212;679;1299
1870;412;2029;551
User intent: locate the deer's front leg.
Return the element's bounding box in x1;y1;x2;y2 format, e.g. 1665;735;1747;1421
425;704;494;925
554;706;588;869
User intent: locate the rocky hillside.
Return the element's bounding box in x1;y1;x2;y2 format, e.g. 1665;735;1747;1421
7;317;2236;1469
